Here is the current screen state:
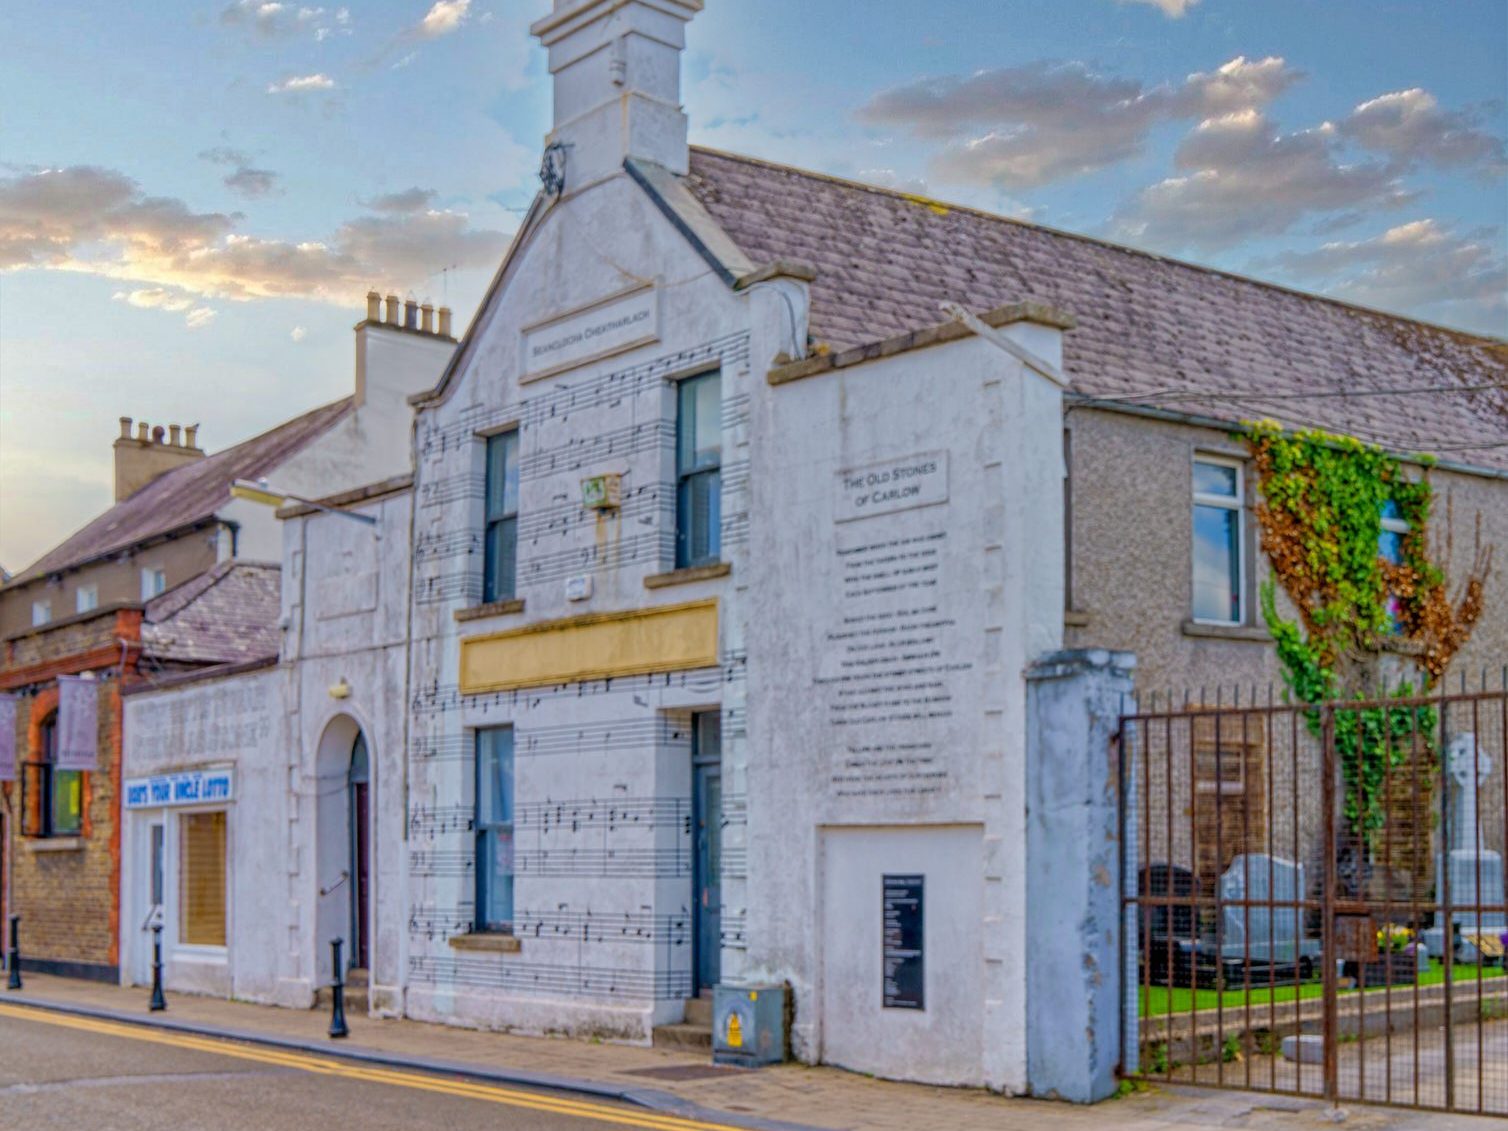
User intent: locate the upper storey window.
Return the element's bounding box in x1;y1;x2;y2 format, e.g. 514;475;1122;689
483;430;520;604
675;371;722;569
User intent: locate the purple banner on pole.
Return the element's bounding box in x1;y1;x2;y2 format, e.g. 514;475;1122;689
0;693;15;782
56;676;100;772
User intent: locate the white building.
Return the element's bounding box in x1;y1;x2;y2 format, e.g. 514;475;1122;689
400;0;1114;1097
120;299;452;1009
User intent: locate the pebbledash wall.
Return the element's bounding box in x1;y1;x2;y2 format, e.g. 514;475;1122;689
397;0;1119;1099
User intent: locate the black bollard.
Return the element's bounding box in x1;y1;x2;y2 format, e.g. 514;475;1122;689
6;915;20;991
328;937;349;1038
149;923;166;1012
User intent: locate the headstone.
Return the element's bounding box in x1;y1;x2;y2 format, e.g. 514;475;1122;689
1218;854;1318;968
1430;735;1506;963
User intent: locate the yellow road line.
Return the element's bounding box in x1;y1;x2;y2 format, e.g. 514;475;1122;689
0;1004;751;1131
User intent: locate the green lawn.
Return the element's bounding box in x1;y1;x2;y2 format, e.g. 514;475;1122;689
1141;958;1506;1016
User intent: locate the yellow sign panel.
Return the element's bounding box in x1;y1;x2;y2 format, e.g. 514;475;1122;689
460;600;719;694
725;1012;743;1049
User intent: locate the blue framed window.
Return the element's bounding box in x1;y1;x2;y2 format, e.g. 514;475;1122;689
475;727;514;932
675;371;722;568
483;431;520;603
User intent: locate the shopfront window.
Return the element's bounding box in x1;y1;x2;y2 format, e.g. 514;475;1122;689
180;811;227;947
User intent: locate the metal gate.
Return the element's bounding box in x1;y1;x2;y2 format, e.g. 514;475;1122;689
1119;682;1508;1114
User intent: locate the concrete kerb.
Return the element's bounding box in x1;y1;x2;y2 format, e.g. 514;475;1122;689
1;994;821;1131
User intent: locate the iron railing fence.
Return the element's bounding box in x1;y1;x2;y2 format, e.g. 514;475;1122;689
1119;672;1508;1115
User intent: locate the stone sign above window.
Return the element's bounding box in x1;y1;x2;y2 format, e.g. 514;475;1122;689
521;285;659;382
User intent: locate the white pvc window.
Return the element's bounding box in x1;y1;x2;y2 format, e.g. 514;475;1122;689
1192;457;1245;625
31;600;52;626
141;567;167;600
76;585;99;614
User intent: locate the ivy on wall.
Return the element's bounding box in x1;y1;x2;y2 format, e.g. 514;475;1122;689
1243;421;1494;848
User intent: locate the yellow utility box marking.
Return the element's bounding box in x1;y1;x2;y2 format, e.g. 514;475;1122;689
460;600;718;693
725;1012;743;1049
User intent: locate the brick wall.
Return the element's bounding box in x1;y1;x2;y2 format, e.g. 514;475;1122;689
1;613;134;982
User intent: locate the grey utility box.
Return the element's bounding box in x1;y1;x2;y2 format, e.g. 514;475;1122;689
712;983;787;1067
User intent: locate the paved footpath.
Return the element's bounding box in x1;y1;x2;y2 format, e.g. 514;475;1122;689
0;974;1495;1131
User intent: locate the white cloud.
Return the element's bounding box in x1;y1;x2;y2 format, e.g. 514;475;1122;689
1117;0;1200;15
112;287;218;329
0;164;511;305
267;73;336;94
1260;219;1507;333
290;325;308;342
858;56;1299;190
417;0;470;38
1340;88;1506;175
113;287;195;312
220;1;348;40
1108;111;1413;250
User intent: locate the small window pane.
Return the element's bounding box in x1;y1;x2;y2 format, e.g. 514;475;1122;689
477;729;514;826
1193;462;1238;498
52;770;82;836
677;469;721;567
678;373;721;472
180;811;227;947
485;431;519;521
1378;529;1405;565
1193;504;1241;623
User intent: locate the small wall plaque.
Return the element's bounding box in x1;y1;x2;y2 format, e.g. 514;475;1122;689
581;473;622;510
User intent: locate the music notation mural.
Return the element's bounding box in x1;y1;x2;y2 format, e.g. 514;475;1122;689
405;330;752;1009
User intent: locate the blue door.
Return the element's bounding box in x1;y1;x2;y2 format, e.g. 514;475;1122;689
692;713;722;993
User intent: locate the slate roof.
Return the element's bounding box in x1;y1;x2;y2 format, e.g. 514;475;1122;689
140;560;281;665
681;147;1508;471
7;398;352;585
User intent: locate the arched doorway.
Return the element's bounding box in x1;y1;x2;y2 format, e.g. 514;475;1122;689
348;732;370;971
314;714;371;982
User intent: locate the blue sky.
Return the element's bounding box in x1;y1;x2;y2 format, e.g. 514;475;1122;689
1;0;1504;571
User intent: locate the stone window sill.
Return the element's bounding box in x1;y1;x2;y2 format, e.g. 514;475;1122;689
448;932;522;954
455;598;525;623
26;836;85;853
644;561;732;590
1181;619;1269;642
1064;609;1091;628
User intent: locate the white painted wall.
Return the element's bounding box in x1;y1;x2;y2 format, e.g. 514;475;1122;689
821;825;985;1084
403;166;784;1040
280;488;414;1014
121;667;279;1001
744;328;1066;1089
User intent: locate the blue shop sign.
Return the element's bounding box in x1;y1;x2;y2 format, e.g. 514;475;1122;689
125;769;234;810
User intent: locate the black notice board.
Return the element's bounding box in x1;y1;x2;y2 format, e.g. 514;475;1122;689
882;874;924;1010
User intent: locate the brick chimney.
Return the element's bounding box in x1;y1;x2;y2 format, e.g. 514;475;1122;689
530;0;701;192
113;417;205;501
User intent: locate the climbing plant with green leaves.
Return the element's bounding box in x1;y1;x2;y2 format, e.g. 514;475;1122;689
1243;421;1492;848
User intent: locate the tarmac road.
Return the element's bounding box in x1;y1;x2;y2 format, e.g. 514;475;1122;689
0;1005;751;1131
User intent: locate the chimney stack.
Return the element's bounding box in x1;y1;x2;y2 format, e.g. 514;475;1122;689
438;307;453;338
113;417;206;501
385;294;400;325
530;0;701;192
404;298;419;330
366;290;382;321
421;303;435;333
